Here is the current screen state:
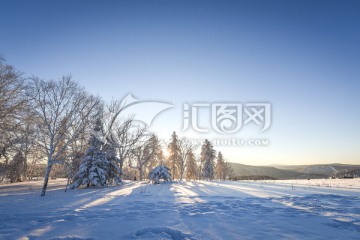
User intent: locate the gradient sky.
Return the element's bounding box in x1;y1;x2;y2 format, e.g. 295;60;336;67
1;0;359;165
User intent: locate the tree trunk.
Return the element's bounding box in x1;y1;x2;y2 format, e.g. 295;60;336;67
139;167;143;181
41;162;52;196
119;157;124;173
23;158;28;181
119;158;124;180
65;175;70;192
64;164;71;192
180;161;185;182
179;166;183;182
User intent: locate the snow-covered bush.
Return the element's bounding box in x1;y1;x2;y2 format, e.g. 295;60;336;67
149;165;171;184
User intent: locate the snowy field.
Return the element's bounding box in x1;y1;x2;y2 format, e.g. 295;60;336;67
0;179;359;240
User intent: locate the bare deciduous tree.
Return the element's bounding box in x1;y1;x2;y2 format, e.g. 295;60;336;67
129;134;161;181
113;119;147;171
101;100;148;177
0;58;28;163
177;137;197;181
29;76;101;196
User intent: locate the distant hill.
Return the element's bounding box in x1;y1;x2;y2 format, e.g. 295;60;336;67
274;164;360;174
229;163;298;179
229;163;360;180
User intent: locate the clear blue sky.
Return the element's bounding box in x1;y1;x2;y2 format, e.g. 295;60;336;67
1;0;359;165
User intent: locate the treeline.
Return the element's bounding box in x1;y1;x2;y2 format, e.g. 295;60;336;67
166;132;234;182
0;58;234;196
230;176;276;181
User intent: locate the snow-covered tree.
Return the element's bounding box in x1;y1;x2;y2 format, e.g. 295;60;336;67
103;141;122;185
29;76;101;195
70;137;107;188
70;119;114;189
200;139;216;180
149;165;171;184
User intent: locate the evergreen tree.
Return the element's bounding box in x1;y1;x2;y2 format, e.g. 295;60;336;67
149;165;171;184
145;138;163;177
200;139;216;180
70;119;111;188
103;141;122;185
186;149;197;180
167;131;180;179
215;151;225;180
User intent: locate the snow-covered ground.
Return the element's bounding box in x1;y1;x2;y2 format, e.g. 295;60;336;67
0;179;359;240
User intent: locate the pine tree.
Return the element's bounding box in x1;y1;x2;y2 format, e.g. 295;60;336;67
215;151;225;180
186;149;197;180
70;119;111;188
167;131;180;179
200;139;216;180
103;141;122;185
145;139;163;177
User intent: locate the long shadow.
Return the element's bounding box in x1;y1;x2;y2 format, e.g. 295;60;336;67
0;180;144;239
170;181;360;239
20;181;194;239
2;180;359;239
0;179;68;197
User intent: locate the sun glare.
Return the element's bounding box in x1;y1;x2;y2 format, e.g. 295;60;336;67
162;148;170;158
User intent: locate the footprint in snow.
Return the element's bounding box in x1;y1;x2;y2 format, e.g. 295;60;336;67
130;226;196;240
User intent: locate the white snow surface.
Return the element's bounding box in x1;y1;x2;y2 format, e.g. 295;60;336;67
0;179;359;240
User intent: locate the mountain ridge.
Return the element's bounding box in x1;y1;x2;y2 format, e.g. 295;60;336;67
229;163;360;179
